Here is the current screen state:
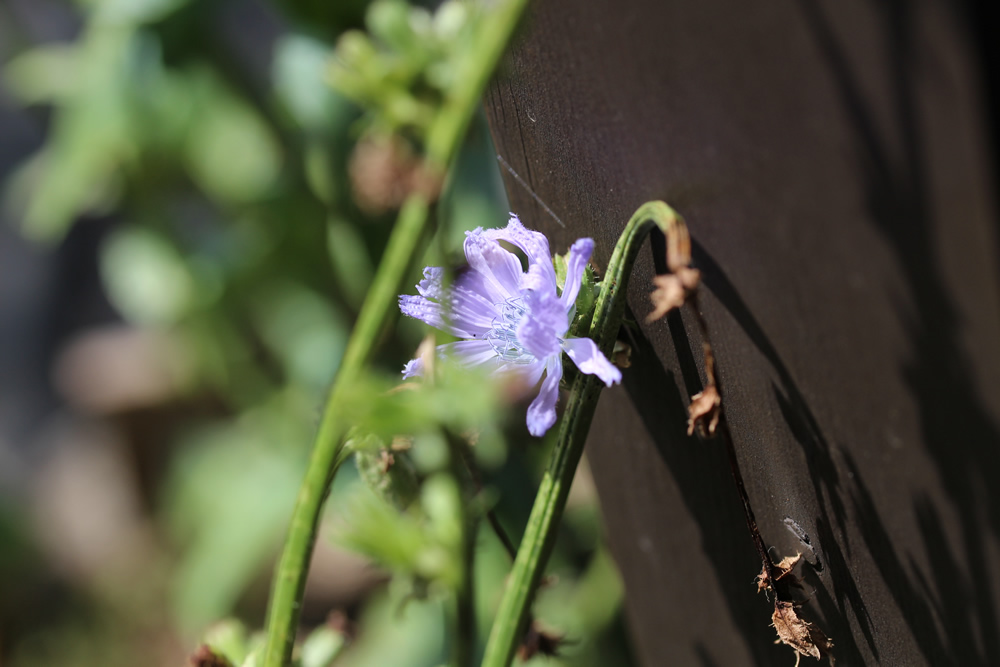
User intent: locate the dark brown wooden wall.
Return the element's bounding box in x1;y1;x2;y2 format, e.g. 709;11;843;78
483;0;1000;664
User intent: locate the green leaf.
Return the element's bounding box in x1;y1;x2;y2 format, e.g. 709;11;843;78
203;619;251;666
86;0;192;25
299;625;347;667
183;74;282;204
332;588;446;667
273;35;355;135
250;281;348;393
3;45;83;104
100;227;194;325
10;26;138;240
326;217;374;308
163;400;310;636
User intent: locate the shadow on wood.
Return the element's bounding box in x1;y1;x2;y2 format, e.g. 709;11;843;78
484;0;1000;664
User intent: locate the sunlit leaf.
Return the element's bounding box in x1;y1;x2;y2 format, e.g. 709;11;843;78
101;227;194;325
183;74;282;204
250;280;348;392
84;0;191;24
163;397;312;635
3;45;84;104
273;35;355;135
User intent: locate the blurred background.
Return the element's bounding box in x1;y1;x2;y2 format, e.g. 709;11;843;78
0;0;634;664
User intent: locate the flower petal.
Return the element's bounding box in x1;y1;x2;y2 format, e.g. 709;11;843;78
511;357;547;383
526;356;563;437
399;295;490;338
560;238;594;309
438;339;498;368
464;228;524;303
517;286;566;359
562;337;622;386
484;214;556;286
415;266;498;333
416;266;447;299
402;357;424;378
402;340;498;379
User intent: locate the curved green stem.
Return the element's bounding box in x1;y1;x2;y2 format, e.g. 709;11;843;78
481;201;688;667
262;3;529;665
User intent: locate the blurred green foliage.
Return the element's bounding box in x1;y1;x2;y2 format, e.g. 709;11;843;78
330;0;479;141
1;0;633;665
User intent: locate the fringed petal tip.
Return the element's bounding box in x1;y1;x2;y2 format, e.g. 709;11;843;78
416;266;445;298
484;214;553;277
463;227;524;301
398;293;490;339
561;237;594;307
402;358;424;379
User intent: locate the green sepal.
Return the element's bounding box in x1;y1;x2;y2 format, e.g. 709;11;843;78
554;253;600;336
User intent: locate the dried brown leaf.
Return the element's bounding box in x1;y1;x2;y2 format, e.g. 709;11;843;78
460;429;481;447
390;435;413;451
518;620;564;661
408;162;445;203
646;268;701;322
676;266;701;290
189;645;233;667
612;340;632;368
772;600;834;665
647;275;686;321
756;572;769;594
377;449;395;474
756;553;804;594
417;334;436;378
775;553;803;574
665;215;693;273
687;385;721;436
349;136;443;215
326;609;356;641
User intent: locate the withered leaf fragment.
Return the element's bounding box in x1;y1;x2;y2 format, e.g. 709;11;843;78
687;385;721;436
772;600;834;666
349;135;443;215
612;340;632;368
326;609;357;642
377;449;395;474
646;267;701;322
518;620;565;661
189;645;233;667
647;275;685;321
756;553;804;594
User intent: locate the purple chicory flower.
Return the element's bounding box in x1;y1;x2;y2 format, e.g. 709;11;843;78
399;214;622;436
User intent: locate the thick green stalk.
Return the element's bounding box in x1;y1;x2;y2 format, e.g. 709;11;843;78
481;201;686;667
262;2;529;665
263;196;429;667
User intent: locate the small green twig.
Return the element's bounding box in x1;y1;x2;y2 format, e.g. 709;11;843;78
445;432;479;667
481;201;691;667
261;3;529;665
263;196;432;667
454;437;518;560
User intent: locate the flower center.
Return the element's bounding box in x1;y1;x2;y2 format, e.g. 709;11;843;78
486;297;536;365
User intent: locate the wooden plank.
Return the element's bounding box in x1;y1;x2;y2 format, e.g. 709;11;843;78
484;0;1000;664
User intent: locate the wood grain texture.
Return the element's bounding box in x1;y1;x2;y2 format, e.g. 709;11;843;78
483;1;1000;664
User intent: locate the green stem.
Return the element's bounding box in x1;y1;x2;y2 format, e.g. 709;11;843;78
262;3;529;665
481;201;687;667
